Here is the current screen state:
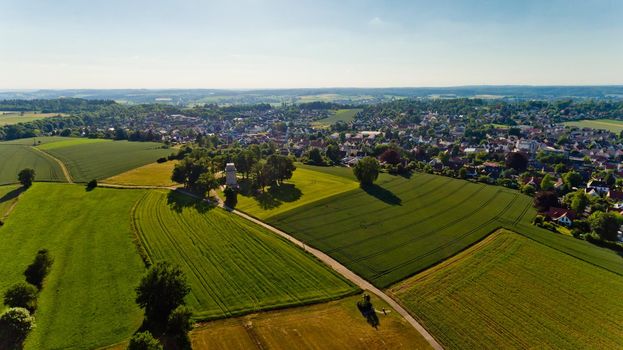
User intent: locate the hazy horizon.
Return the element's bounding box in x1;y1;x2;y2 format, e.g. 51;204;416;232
2;0;622;89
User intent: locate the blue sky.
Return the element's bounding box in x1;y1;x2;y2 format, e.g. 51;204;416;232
1;0;622;88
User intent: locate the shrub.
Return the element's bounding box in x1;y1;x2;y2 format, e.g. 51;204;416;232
0;307;35;349
127;331;162;350
24;249;53;289
167;306;193;343
86;179;98;191
3;283;38;312
156;157;167;163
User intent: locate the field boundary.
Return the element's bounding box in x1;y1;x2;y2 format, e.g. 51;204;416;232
32;146;73;183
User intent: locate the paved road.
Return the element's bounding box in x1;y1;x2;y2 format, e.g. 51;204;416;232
216;192;443;350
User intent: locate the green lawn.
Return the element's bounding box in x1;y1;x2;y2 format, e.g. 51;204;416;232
269;171;623;287
312;109;362;128
0;183;146;349
0;112;64;126
40;139;172;182
0;143;66;184
133;190;357;320
390;229;623;349
230;164;358;219
563;119;623;133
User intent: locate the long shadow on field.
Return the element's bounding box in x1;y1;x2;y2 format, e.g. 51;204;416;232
0;186;26;205
361;184;401;206
167;190;213;213
253;183;302;210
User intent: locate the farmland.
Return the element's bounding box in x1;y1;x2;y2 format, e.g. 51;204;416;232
191;294;432;350
311;108;362;128
40;139;172;182
0;142;66;184
0;183;146;350
103;160;180;187
231;164;358;219
563;119;623;133
0;184;22;218
269;170;623;287
0;111;64;126
132;190;356;320
389;229;623;349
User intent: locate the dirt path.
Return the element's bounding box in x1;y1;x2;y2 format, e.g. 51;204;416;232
214;190;443;350
31;146;73;183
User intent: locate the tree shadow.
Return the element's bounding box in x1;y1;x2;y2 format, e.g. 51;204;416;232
361;184;401;206
0;186;26;205
251;183;303;210
167;190;214;214
356;294;380;329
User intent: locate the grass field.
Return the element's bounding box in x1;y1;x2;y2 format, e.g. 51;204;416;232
41;139;172;182
102;160;180;187
133;190;356;320
312;109;362;128
0;183;146;349
0;111;64;126
230;164;358;219
191;294;432;350
0;184;22;218
390;229;623;349
0;143;66;184
269;171;623;287
563;119;623;133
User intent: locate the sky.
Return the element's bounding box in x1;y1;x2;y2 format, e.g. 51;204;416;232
1;0;622;89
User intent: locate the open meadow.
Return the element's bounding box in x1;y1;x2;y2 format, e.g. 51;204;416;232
311;108;362;128
133;190;357;320
230;164;358;219
563;119;623;133
0;183;146;350
269;170;623;287
0;111;64;126
102;160;180;187
0;142;66;184
40;139;172;182
389;229;623;349
191;294;432;350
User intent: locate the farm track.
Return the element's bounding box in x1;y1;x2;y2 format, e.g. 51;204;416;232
31;146;73;183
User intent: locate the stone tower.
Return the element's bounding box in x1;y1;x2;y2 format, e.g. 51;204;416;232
225;163;237;188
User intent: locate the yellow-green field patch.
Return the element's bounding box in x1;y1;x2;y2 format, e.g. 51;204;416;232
102;160;179;187
37;137;109;150
563;119;623;133
0;111;65;126
312;108;362;128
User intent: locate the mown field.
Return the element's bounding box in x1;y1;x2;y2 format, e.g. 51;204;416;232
269;171;623;287
40;139;172;182
0;183;146;349
0;143;65;184
0;111;64;126
103;160;180;187
133;190;356;320
390;229;623;349
312;108;362;128
563;119;623;133
0;184;22;218
230;164;358;219
191;294;432;350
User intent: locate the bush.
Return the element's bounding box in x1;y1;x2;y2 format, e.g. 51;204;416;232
167;306;193;342
156;157;167;163
0;307;35;349
86;179;98;191
127;331;162;350
24;249;53;289
3;283;38;312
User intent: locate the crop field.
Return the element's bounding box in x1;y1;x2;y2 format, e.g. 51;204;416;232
269;171;623;287
563;119;623;133
41;139;172;182
389;229;623;349
133;190;356;320
0;111;64;126
312;108;362;128
1;136;70;146
0;143;66;184
0;183;146;349
231;164;358;219
191;294;432;350
102;160;180;187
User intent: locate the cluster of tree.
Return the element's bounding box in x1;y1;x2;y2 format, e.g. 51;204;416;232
171;157;219;198
249;155;297;192
131;261;193;349
0;250;53;348
18;169;35;188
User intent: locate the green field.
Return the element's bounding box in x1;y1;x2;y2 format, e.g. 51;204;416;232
0;111;64;126
312;109;362;128
269;171;623;287
0;183;146;349
390;229;623;349
230;165;358;219
0;184;22;218
0;143;66;184
133;190;357;320
41;139;172;182
564;119;623;133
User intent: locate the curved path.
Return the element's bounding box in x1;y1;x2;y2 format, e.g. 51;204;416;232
31;146;73;183
216;193;443;350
